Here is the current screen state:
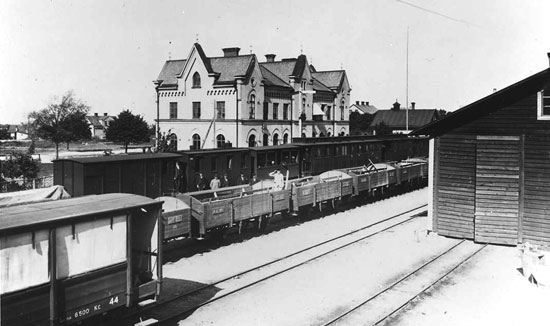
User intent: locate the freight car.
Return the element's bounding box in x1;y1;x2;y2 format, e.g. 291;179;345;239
0;193;163;326
157;157;428;239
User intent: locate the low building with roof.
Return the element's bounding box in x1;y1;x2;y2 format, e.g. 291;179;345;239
369;101;438;134
349;101;378;115
154;43;351;150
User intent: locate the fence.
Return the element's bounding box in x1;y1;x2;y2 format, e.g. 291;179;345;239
0;176;54;193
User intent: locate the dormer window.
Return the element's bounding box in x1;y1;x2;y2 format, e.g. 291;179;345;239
537;88;550;120
192;72;201;88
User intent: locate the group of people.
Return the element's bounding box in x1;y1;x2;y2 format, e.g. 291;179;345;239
194;172;254;192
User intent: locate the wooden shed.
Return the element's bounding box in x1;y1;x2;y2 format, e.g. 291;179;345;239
413;67;550;246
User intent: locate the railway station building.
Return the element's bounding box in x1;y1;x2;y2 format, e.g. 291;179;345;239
154;43;351;150
413;64;550;247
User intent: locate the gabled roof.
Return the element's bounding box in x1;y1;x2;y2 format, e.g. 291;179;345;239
312;70;345;91
156;59;186;87
312;77;333;93
209;54;255;85
86;115;114;129
259;65;292;89
350;103;378;115
370;109;438;130
413;68;550;137
260;60;297;82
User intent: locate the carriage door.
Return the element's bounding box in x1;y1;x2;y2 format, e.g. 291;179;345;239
474;136;520;245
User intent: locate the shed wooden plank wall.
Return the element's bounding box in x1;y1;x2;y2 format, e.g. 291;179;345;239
523;135;550;245
435;135;476;239
474;136;519;245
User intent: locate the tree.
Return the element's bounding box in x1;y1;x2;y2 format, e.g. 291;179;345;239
106;110;150;153
373;121;393;136
61;111;91;149
0;128;11;140
28;91;90;159
349;111;375;135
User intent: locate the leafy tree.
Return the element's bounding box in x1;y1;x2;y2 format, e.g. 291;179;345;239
436;109;449;120
0;128;11;140
373;121;393;136
106;110;150;153
28;90;90;159
61;111;91;149
0;152;40;192
349;111;374;135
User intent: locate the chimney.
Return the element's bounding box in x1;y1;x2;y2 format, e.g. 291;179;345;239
366;101;369;106
411;102;416;110
104;113;108;116
94;113;98;117
356;101;360;105
222;47;241;57
361;101;365;105
265;54;276;62
547;52;550;67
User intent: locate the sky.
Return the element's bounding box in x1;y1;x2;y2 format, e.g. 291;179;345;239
2;0;550;124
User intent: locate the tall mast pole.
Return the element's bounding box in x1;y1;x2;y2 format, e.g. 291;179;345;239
406;26;409;132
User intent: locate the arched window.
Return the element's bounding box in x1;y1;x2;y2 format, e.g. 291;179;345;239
248;134;256;147
319;132;324;138
273;134;279;146
249;94;256;119
192;134;201;149
312;130;317;137
192;72;201;88
301;132;306;138
216;134;225;148
168;133;178;151
263;134;269;146
302;97;306;116
340;100;345;120
327;132;332;137
283;133;289;144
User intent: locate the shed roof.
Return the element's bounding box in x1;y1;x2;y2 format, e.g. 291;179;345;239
413;68;550;137
370;109;438;130
0;193;161;232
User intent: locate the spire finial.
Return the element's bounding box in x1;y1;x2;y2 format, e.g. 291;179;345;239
300;44;303;55
249;45;253;54
195;33;199;43
168;41;172;60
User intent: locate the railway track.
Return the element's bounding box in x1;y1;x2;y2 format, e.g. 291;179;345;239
121;203;428;326
319;241;488;326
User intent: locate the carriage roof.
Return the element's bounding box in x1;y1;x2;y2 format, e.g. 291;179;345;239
0;193;161;233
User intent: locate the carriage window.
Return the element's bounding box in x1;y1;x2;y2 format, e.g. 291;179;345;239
227;155;233;170
283;150;290;164
336;146;341;156
211;156;217;171
317;147;322;157
291;150;298;163
241;153;248;168
258;153;267;167
56;216;126;278
1;231;50;293
194;156;202;172
342;145;348;156
267;152;276;166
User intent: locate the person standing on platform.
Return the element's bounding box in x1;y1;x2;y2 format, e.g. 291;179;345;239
210;174;221;197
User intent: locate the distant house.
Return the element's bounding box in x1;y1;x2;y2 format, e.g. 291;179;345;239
349;101;378;115
86;113;115;140
0;124;28;140
369;101;438;134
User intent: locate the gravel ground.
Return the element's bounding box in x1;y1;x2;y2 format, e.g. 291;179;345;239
160;187;550;325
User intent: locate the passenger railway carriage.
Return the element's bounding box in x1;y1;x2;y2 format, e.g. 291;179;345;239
414;65;550;246
53;135;428;196
0;194;163;326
